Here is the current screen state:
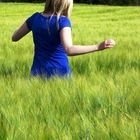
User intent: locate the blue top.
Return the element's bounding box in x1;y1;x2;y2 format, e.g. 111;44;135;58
26;12;72;78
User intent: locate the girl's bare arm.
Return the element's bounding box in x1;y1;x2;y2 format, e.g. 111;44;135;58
12;22;30;42
60;27;115;56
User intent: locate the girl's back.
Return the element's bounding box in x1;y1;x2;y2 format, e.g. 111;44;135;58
26;12;72;78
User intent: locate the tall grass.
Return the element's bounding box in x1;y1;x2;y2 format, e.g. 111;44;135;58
0;3;140;140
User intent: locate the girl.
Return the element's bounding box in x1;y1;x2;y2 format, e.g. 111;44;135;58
12;0;115;79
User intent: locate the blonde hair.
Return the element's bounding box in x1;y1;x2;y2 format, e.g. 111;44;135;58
44;0;73;29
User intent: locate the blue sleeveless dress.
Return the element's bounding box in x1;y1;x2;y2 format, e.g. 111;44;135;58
26;12;72;78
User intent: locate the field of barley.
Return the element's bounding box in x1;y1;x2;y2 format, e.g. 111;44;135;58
0;3;140;140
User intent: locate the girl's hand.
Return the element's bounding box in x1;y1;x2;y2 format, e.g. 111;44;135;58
98;39;116;50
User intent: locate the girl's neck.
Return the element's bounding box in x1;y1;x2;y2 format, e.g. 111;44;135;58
43;10;54;16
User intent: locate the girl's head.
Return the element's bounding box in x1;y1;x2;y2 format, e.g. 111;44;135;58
44;0;73;18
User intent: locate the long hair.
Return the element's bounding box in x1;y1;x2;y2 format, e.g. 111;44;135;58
44;0;73;29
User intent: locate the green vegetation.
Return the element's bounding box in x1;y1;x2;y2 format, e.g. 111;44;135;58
0;3;140;140
1;0;140;5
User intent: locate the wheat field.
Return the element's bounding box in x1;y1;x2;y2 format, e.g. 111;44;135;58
0;3;140;140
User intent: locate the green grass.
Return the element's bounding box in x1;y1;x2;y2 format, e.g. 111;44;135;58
0;3;140;140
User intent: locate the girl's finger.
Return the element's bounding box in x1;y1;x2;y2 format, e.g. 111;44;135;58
106;39;115;45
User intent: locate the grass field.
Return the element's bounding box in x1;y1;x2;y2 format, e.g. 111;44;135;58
0;3;140;140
